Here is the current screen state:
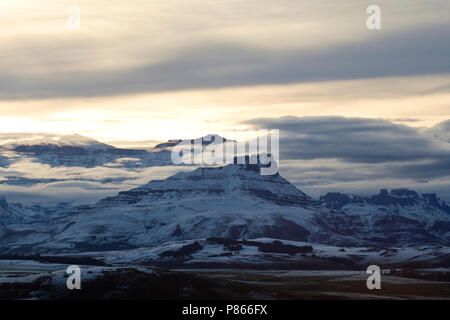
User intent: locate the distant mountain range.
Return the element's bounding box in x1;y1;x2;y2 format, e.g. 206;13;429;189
0;134;164;168
0;133;230;169
0;133;449;269
0;158;449;258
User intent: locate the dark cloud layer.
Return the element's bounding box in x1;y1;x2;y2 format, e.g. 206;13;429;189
247;116;450;181
1;24;449;100
427;120;450;143
246;116;450;200
247;116;449;163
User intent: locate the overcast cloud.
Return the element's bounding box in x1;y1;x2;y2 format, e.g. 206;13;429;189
248;117;450;200
0;0;449;99
1;24;449;100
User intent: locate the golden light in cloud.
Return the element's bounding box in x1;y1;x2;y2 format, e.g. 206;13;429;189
0;1;448;145
1;0;448;76
0;74;448;144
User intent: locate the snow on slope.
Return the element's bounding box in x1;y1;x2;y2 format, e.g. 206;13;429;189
1;159;450;255
0;161;318;254
316;189;450;246
0;133;233;169
99;238;450;268
98;161;314;207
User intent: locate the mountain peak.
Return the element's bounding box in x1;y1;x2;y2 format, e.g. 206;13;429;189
99;161;315;208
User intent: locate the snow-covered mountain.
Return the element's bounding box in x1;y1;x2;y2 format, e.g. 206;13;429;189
97;158;314;208
0;133;231;169
0;159;318;253
0;134;151;168
317;189;450;246
1;159;449;255
320;189;450;214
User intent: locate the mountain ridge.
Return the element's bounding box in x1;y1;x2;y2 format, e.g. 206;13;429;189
0;133;233;169
0;161;449;254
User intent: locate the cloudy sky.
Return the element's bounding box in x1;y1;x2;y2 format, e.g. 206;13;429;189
0;1;449;201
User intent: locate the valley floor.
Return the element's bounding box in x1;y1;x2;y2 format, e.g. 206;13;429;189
0;260;449;300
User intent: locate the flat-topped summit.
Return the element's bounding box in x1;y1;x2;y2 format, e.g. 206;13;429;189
99;159;314;208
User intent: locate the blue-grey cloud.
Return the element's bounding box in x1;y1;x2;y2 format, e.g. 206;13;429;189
258;117;450;201
247;116;450;164
427;120;450;143
389;158;450;180
247;115;450;198
0;24;449;99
